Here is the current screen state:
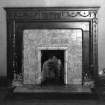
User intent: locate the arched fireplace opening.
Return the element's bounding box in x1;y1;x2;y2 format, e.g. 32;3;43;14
41;50;64;86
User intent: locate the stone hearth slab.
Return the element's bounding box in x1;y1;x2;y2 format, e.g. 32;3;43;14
13;85;91;94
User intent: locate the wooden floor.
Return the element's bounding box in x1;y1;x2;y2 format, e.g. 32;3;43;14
1;87;102;105
14;84;92;94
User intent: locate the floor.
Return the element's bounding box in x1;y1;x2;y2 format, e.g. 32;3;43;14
0;86;105;105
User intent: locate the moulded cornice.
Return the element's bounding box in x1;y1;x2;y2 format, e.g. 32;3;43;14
4;7;100;20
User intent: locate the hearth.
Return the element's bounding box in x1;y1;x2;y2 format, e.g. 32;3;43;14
5;7;99;92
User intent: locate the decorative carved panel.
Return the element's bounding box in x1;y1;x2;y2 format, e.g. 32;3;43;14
6;7;98;20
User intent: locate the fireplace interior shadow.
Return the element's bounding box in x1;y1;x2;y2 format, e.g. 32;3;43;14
41;50;65;86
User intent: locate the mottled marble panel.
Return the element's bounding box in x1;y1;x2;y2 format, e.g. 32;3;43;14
23;29;82;85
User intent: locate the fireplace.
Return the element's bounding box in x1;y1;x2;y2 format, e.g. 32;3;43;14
5;7;99;90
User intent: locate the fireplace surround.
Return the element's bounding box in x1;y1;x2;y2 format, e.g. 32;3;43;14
5;7;99;88
23;29;82;85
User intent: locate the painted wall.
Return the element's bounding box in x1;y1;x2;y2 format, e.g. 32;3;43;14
0;0;105;76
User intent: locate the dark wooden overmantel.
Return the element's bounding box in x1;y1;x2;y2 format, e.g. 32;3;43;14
4;7;99;87
5;7;99;21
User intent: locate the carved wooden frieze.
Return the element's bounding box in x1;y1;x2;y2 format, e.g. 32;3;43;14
5;7;99;20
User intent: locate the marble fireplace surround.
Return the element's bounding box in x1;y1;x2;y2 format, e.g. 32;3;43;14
23;29;82;85
5;7;99;87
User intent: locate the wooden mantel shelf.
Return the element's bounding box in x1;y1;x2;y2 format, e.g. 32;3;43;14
4;7;100;21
